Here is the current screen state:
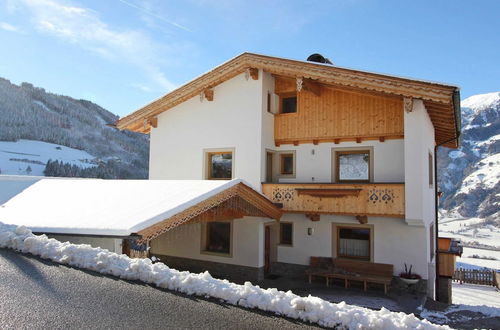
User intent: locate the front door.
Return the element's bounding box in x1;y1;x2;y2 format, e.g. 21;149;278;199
264;226;271;274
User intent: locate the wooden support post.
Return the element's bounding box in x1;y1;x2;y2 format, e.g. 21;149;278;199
356;215;368;224
306;213;320;222
248;68;259;80
148;117;158;128
204;89;214;101
356;137;362;144
379;136;385;142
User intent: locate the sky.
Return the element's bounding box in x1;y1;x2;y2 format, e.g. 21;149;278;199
0;0;499;117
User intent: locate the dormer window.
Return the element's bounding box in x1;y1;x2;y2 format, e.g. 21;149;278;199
280;93;297;114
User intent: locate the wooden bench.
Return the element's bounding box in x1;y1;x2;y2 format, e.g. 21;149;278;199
305;257;334;284
327;259;394;294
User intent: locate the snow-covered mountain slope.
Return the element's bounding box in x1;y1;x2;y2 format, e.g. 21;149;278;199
0;78;149;179
0;140;95;176
438;91;500;220
438;92;500;271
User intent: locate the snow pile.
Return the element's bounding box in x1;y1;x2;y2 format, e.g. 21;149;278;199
0;222;446;330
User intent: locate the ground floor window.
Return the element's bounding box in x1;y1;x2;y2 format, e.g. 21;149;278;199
280;222;293;246
337;227;370;260
205;222;231;255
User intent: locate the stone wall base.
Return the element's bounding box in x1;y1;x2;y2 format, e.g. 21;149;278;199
437;277;452;304
151;254;265;283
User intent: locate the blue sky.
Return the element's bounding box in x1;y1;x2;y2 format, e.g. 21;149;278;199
0;0;498;117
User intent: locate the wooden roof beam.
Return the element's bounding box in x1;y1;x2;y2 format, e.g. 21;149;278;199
203;89;214;101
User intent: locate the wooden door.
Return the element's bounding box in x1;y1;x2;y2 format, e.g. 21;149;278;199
264;226;271;274
266;152;273;183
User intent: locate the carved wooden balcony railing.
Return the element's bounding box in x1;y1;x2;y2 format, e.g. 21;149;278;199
261;183;405;218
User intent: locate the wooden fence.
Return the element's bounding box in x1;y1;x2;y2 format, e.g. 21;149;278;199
453;268;498;286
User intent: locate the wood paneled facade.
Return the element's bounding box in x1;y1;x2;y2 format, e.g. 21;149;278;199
274;77;404;146
262;183;405;218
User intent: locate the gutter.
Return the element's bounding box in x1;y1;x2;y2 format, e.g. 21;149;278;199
434;90;461;301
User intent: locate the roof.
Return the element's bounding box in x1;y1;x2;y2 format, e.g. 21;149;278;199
0;178;281;238
116;52;461;148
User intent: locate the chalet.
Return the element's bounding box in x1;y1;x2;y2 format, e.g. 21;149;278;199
113;52;461;299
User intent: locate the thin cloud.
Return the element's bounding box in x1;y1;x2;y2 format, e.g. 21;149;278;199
17;0;176;91
116;0;191;32
0;21;21;32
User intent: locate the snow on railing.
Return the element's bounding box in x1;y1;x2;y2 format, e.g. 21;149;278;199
0;222;448;330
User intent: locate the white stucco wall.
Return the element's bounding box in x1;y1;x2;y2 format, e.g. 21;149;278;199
149;72;265;189
271;139;404;183
404;99;436;226
47;234;123;254
149;217;267;268
275;213;429;279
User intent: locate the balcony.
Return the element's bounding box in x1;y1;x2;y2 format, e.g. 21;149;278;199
261;183;405;218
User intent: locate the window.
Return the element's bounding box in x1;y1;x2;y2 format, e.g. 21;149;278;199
280;153;294;176
280;94;297;114
267;92;271;113
429;152;434;187
335;150;371;182
205;222;231;255
430;224;435;261
206;151;233;180
337;227;370;260
280;222;293;245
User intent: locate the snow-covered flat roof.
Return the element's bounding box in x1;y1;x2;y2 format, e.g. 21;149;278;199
0;178;245;236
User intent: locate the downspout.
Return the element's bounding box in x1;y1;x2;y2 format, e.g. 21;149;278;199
434;88;461;301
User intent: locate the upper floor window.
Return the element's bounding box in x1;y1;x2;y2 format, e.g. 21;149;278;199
280;93;297;114
279;151;296;177
335;149;371;182
206;150;233;180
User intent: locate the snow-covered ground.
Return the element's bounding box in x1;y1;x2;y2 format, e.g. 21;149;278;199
0;140;96;176
440;216;500;270
0;221;447;330
440;216;500;247
452;282;500;308
457;247;500;270
420;283;500;326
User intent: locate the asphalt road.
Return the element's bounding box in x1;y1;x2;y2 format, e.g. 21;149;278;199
0;249;320;329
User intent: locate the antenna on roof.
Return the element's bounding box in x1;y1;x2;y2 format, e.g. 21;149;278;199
306;53;333;65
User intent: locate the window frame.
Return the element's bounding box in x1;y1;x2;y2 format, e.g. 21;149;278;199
335;225;372;261
428;151;434;188
333;147;373;183
278;92;298;115
201;221;233;257
279;222;293;246
204;148;235;180
278;150;296;178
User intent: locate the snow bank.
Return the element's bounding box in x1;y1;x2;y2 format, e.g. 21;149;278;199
0;222;447;330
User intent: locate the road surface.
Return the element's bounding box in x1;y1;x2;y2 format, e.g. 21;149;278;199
0;249;319;329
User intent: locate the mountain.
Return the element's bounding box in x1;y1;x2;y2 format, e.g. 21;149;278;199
0;77;149;179
438;91;500;220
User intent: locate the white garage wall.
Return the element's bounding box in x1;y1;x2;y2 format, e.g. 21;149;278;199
150;217;267;268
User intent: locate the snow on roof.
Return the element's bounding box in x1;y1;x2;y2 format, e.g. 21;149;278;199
0;178;244;236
